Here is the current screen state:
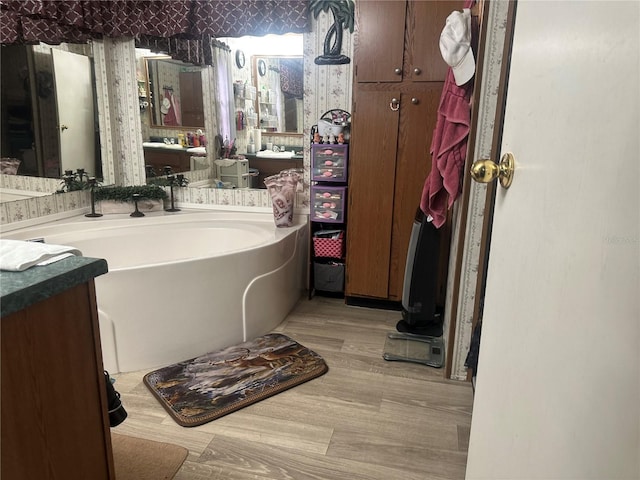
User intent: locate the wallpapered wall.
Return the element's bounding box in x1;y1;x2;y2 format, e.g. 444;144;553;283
1;10;353;225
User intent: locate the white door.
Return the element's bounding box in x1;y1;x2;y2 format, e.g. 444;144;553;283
51;49;95;176
466;2;639;479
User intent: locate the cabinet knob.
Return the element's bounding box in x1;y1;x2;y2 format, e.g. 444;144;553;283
411;97;419;105
413;67;422;75
394;68;402;75
390;98;400;111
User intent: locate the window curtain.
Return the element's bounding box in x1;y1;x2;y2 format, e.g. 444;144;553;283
211;42;236;146
275;79;284;132
0;0;310;66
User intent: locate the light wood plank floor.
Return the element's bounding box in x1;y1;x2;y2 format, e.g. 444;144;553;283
112;296;474;480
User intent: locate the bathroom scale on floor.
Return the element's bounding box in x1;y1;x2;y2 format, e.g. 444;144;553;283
382;332;445;368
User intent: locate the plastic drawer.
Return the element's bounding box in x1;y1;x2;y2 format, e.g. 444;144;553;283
311;144;348;182
311;185;346;223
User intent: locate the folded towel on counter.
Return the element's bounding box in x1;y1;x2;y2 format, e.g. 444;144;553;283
0;239;82;272
214;159;236;167
187;146;206;155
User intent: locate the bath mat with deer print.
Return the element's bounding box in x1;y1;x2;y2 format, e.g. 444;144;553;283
143;333;328;427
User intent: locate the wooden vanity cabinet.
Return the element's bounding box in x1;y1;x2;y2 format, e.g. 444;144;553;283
246;156;303;188
143;147;192;174
1;263;114;479
346;0;459;302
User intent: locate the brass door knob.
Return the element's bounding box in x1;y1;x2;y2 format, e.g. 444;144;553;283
470;153;515;188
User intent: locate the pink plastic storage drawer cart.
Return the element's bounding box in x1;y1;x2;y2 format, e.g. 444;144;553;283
312;185;347;223
311;144;348;182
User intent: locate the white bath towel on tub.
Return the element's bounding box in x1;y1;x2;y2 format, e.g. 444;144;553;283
0;239;82;272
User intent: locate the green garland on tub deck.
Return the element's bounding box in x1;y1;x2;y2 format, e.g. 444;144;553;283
94;185;168;202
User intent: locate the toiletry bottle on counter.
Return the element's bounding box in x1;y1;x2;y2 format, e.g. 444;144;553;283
197;129;206;147
178;133;185;147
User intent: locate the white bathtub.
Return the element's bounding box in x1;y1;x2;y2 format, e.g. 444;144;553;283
2;210;309;373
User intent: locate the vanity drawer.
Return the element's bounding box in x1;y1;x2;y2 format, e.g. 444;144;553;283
311;144;348;182
311;185;347;223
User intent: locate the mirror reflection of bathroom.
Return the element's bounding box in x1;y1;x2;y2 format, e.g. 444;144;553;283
221;33;303;138
252;55;304;135
1;43;100;182
145;57;204;128
137;33;304;189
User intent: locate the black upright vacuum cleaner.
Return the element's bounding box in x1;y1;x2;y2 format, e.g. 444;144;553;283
383;208;446;367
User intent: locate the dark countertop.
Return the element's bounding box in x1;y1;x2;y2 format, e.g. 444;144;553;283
142;145;304;160
243;152;304;161
143;143;208;154
1;256;108;318
143;144;194;153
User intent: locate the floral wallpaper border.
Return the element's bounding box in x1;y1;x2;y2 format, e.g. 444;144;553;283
0;190;90;227
0;166;304;226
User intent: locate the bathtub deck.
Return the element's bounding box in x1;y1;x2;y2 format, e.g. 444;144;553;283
110;296;474;480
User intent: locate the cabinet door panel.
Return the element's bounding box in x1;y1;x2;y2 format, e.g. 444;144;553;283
346;89;400;298
388;88;442;299
354;1;406;83
1;283;114;479
407;0;462;82
180;71;204;127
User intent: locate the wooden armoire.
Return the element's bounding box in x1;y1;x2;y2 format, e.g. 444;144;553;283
345;0;460;303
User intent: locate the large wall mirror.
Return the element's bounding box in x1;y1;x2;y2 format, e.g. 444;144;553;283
145;57;204;128
224;33;303;139
0;43;100;187
2;34;306;205
252;55;303;134
141;34;305;190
